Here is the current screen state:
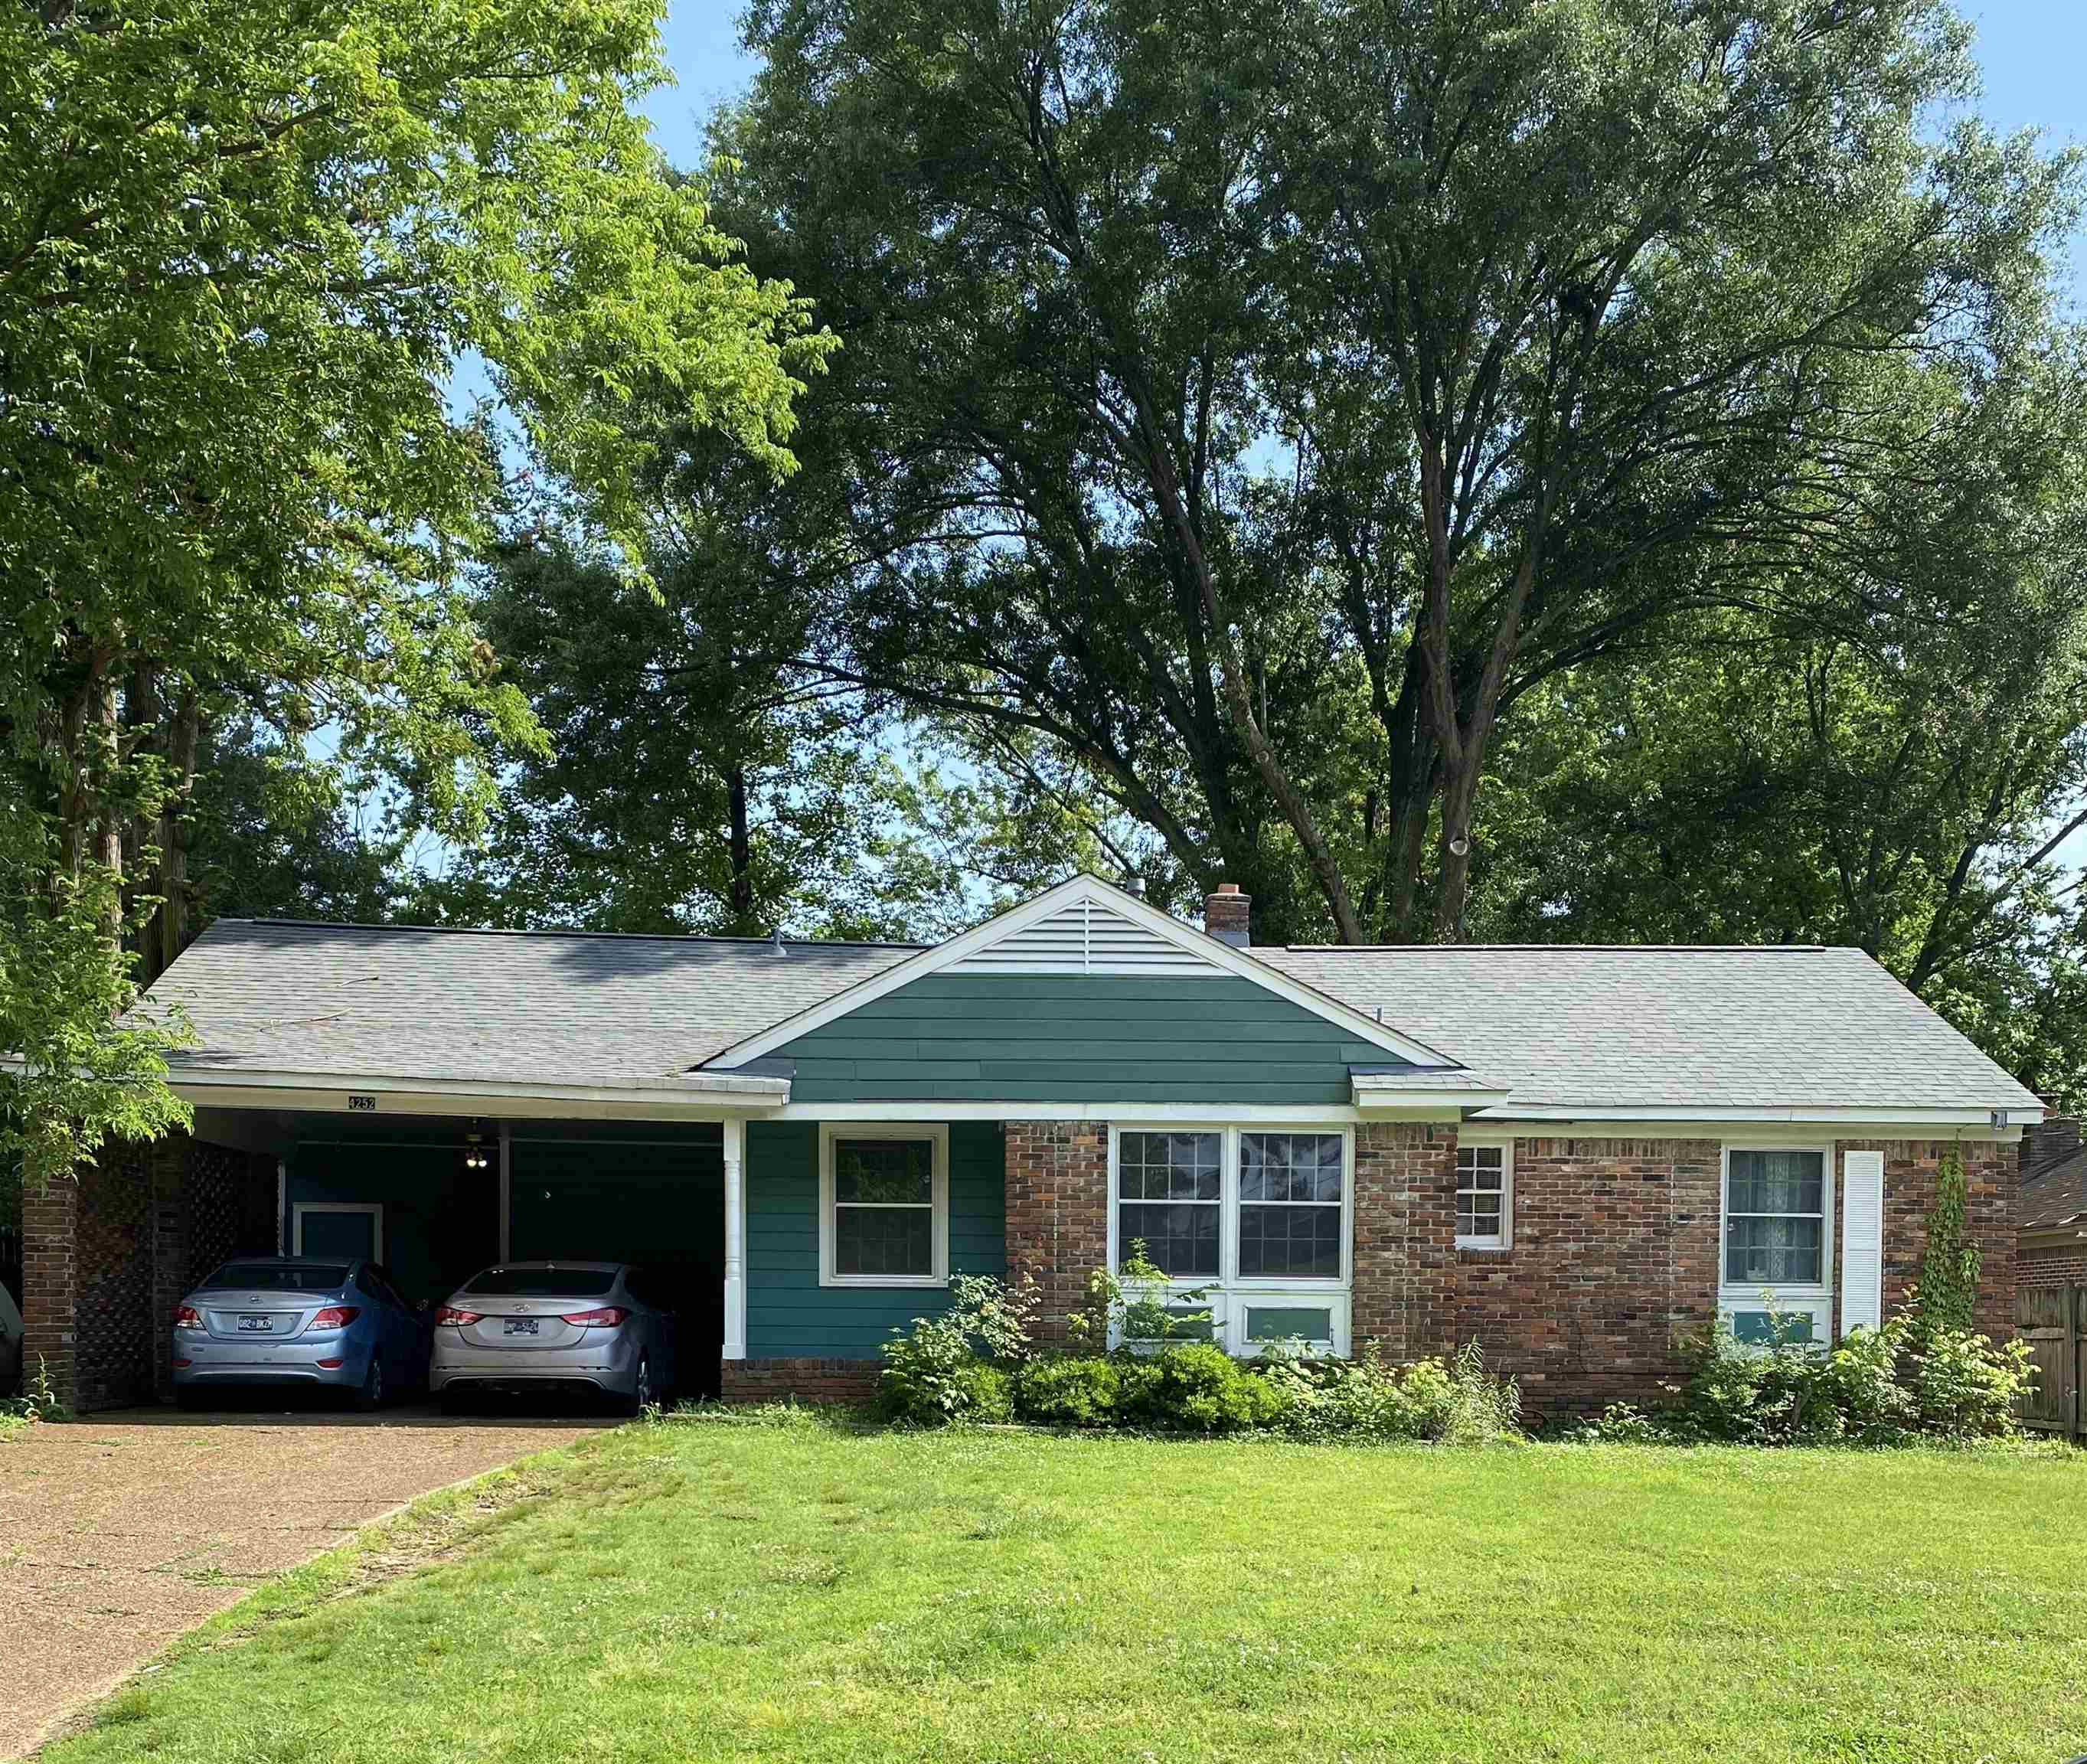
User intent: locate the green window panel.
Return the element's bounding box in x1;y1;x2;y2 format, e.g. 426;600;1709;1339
1246;1306;1334;1342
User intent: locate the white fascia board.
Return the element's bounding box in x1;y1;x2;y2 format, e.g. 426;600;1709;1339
774;1099;1391;1124
701;874;1462;1072
165;1067;789;1122
1351;1076;1511;1109
1468;1102;2033;1133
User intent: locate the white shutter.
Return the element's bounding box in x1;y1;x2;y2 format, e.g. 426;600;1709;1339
1840;1150;1885;1337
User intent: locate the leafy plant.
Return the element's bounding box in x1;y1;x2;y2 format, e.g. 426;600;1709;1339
1262;1341;1521;1444
1914;1144;1982;1338
1119;1343;1292;1434
1011;1357;1124;1428
878;1275;1038;1427
1066;1242;1211;1351
1904;1326;2036;1441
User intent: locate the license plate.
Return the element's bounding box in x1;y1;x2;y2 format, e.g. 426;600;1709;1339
503;1318;539;1336
237;1315;275;1333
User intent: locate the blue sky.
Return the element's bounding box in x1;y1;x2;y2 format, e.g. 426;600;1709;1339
647;2;2087;182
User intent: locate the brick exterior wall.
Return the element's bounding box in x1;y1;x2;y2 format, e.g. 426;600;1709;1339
1002;1121;1107;1346
1844;1138;2016;1341
22;1133;277;1413
720;1357;881;1405
2020;1241;2087;1288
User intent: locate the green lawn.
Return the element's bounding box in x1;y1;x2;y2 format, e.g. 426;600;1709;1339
50;1414;2087;1763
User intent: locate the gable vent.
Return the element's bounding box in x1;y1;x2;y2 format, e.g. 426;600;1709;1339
952;898;1217;975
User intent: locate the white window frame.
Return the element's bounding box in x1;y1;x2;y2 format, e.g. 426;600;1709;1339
818;1122;949;1289
1717;1142;1835;1344
1455;1136;1514;1250
1108;1125;1353;1357
291;1201;384;1262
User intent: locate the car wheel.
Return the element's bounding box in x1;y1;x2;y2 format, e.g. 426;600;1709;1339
620;1355;652;1418
354;1353;386;1413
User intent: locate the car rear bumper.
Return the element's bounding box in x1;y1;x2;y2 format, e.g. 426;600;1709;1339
171;1337;367;1386
429;1334;638;1393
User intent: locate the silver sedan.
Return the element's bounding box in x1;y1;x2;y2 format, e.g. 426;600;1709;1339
429;1262;674;1414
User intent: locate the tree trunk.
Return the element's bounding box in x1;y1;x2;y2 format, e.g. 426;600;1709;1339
150;688;199;985
727;763;753;930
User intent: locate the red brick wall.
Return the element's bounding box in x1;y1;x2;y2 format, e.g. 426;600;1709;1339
720;1357;880;1405
24;1133;277;1413
1351;1121;1455;1359
1002;1121;1107;1346
1844;1138;2015;1341
2020;1241;2087;1288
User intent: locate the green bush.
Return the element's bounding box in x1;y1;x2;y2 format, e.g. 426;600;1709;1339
1011;1355;1124;1427
1263;1341;1521;1443
1905;1324;2035;1440
879;1274;1038;1426
1120;1342;1292;1433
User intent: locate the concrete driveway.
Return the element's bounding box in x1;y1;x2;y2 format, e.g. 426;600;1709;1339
0;1402;604;1759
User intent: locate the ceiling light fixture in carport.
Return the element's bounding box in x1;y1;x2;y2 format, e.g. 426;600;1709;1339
462;1130;489;1171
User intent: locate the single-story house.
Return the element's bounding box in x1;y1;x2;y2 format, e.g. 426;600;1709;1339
22;875;2035;1416
2018;1113;2087;1288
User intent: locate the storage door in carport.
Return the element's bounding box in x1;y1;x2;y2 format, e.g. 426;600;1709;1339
507;1130;725;1396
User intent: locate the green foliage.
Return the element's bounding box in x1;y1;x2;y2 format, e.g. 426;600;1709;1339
1261;1341;1524;1444
1067;1242;1213;1351
1575;1306;2030;1446
877;1275;1038;1427
1914;1145;1983;1337
0;0;828;1184
1009;1357;1125;1429
1115;1343;1293;1435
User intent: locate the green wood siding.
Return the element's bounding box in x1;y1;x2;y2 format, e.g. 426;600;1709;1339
286;1140;498;1307
776;974;1371;1103
745;1119;1006;1360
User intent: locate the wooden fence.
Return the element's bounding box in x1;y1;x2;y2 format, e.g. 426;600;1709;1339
2017;1285;2086;1440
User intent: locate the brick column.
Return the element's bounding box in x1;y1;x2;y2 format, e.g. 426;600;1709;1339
21;1177;80;1410
1351;1121;1458;1361
1003;1121;1108;1346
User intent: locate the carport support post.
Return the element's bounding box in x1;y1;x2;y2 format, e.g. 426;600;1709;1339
498;1122;511;1263
723;1118;746;1363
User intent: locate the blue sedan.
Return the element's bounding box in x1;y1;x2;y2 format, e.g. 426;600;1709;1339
171;1258;428;1410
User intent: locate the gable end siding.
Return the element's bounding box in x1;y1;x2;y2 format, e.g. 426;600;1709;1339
744;1119;1006;1358
770;973;1384;1104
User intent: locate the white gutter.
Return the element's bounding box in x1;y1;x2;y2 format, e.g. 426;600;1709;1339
164;1064;789;1122
1468;1102;2039;1128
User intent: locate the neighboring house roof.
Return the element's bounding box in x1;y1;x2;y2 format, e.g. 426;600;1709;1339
1256;943;2041;1119
2020;1150;2087;1232
148;919;919;1089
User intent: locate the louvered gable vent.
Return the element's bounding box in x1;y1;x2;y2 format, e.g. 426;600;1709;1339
950;898;1217;975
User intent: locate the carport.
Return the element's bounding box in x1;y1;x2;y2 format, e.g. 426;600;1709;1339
19;916;906;1413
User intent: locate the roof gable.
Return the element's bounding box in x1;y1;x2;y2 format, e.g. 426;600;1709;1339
700;876;1459;1073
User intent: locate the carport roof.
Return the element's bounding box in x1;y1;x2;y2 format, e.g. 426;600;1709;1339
149;919;920;1091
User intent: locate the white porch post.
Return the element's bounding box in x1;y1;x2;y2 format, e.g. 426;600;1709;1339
723;1117;746;1361
498;1121;512;1263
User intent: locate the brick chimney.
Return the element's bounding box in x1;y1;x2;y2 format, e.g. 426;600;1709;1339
2023;1106;2082;1174
1204;882;1251;949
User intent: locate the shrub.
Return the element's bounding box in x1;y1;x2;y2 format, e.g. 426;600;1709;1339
1066;1241;1212;1351
1913;1142;1981;1337
1120;1342;1292;1433
879;1273;1038;1426
1264;1341;1520;1443
1011;1356;1124;1427
1905;1324;2035;1440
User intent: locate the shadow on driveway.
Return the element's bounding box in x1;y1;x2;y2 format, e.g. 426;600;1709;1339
0;1401;608;1758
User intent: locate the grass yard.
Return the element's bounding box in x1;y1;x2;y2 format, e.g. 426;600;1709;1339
47;1413;2087;1764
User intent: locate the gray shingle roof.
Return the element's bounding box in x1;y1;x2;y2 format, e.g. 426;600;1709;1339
1256;943;2039;1116
2020;1151;2087;1230
150;920;919;1088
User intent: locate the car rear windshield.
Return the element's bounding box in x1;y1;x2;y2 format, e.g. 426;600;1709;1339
462;1266;617;1297
208;1263;351;1291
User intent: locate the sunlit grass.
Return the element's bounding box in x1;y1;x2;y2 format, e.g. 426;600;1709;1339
47;1414;2087;1763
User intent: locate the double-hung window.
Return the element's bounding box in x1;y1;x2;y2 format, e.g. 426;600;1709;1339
1455;1143;1511;1248
1111;1125;1351;1355
819;1125;948;1288
1720;1145;1832;1345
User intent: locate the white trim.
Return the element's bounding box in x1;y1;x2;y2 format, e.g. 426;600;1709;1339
1840;1148;1885;1335
1717;1142;1834;1337
1107;1124;1354;1355
292;1200;384;1261
1454;1134;1514;1250
1475;1102;2033;1128
703;875;1462;1072
779;1100;1394;1124
165;1073;785;1121
818;1122;949;1289
723;1118;747;1359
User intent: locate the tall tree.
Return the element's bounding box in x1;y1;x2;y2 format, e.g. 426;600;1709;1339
0;0;831;1187
727;0;2072;942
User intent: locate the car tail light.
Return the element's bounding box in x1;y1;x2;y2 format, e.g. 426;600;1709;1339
435;1306;483;1327
560;1305;629;1328
174;1304;204;1331
308;1305;361;1330
316;1357;345;1370
171;1357;191;1369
